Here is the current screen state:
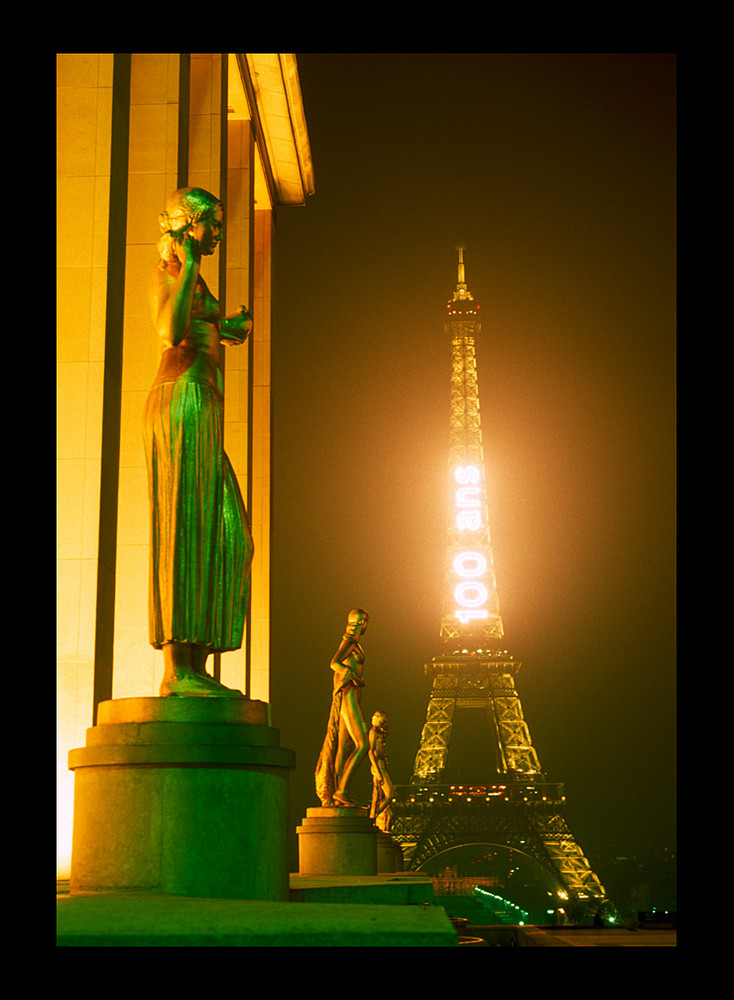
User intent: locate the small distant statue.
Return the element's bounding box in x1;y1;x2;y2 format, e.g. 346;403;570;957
315;609;370;807
143;187;253;697
369;711;396;833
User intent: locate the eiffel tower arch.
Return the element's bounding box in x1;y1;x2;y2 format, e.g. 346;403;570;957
392;654;612;921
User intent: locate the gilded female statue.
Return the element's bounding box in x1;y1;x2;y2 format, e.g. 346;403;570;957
369;711;396;832
143;187;253;697
315;610;370;806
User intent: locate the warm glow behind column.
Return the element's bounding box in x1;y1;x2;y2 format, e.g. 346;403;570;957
249;209;273;703
56;53;115;877
223;53;276;701
112;53;181;700
57;52;312;881
220;97;254;693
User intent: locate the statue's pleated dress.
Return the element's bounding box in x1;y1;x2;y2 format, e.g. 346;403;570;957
143;375;252;652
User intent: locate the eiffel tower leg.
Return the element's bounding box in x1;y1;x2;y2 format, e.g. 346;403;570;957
408;675;457;784
530;812;614;921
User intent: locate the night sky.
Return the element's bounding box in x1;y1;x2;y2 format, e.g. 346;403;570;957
266;53;676;879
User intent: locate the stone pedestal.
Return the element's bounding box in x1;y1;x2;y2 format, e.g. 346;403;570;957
297;807;378;876
376;831;404;873
68;697;295;901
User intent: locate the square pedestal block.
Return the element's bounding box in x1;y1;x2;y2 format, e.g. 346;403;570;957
297;807;378;876
68;697;295;901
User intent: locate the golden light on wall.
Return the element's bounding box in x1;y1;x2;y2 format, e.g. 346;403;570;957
57;52;314;881
227;53;271;212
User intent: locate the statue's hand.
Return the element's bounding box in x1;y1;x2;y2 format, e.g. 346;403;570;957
221;306;252;344
175;235;200;265
334;667;363;691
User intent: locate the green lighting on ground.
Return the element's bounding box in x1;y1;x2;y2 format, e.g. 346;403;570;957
472;886;529;923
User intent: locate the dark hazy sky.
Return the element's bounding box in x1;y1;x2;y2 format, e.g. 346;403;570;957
267;53;676;872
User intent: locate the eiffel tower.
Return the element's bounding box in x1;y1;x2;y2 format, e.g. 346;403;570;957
391;249;612;922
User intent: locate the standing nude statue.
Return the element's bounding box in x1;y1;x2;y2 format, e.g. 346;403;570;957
369;711;396;833
315;609;370;807
143;187;253;697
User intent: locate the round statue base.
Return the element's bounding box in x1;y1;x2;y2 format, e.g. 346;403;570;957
296;806;378;876
68;697;295;900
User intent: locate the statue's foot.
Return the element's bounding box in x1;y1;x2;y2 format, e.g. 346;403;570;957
333;791;361;808
159;673;243;698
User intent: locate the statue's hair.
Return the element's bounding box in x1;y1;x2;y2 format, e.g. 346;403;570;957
157;187;222;262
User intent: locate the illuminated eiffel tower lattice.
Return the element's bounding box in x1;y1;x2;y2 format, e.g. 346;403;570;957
391;249;612;921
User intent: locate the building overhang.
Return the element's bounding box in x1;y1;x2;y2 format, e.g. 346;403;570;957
229;53;315;209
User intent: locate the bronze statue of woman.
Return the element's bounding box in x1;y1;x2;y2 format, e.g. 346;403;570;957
369;711;396;832
143;187;253;697
315;609;370;806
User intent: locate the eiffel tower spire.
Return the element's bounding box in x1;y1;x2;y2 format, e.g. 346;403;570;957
441;246;503;649
454;243;469;297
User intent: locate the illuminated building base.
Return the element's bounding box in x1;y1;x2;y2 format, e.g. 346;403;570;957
296;807;378;876
68;697;295;900
391;653;611;921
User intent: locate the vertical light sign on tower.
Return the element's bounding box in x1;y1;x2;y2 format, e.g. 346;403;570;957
440;247;504;649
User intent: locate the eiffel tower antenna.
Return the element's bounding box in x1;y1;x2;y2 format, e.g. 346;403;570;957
455;243;467;293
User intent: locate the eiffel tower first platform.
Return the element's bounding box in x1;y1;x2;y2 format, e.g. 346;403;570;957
390;250;613;922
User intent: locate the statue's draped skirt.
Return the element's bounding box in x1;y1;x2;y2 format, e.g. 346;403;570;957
143;378;252;651
315;689;343;806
